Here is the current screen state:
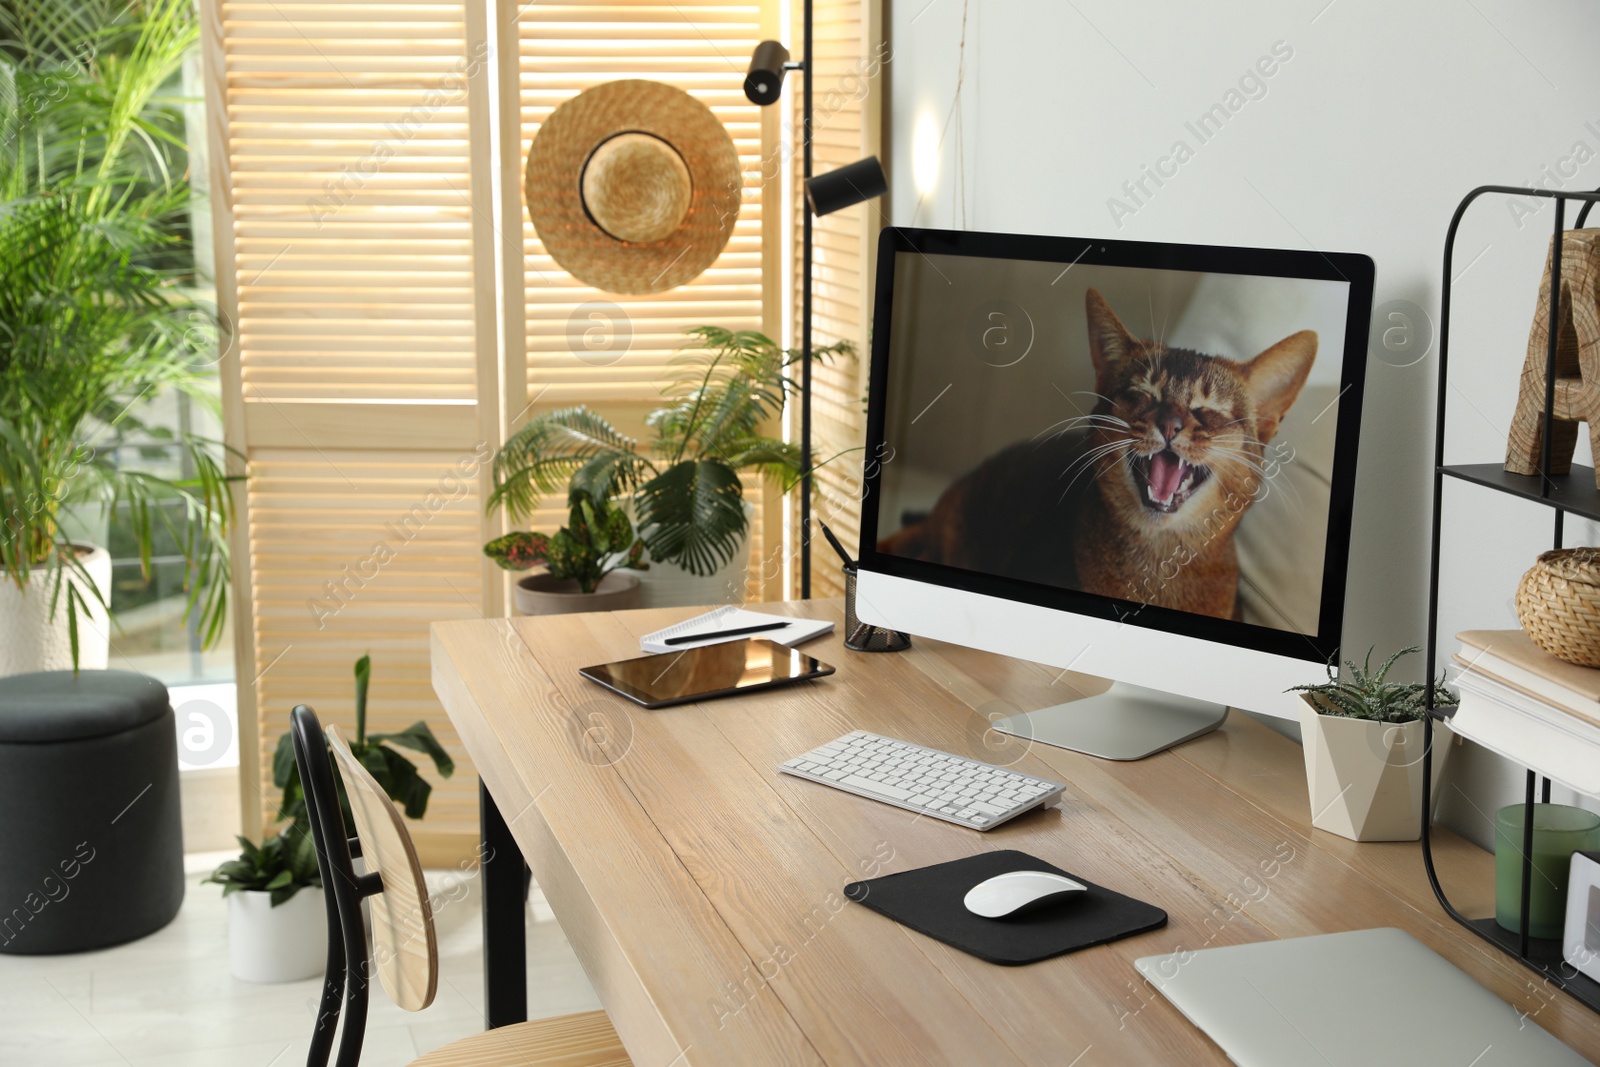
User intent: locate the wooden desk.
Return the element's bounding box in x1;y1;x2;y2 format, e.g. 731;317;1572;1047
432;599;1600;1065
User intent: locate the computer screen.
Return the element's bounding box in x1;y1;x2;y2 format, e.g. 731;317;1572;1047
859;229;1372;667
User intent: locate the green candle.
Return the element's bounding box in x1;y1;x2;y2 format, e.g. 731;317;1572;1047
1495;803;1600;941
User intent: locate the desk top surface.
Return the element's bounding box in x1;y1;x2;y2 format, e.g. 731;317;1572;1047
432;599;1600;1066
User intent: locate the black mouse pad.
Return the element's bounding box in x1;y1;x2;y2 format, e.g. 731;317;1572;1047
843;849;1167;966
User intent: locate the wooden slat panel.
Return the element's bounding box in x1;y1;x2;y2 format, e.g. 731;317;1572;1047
208;0;494;862
516;3;772;405
248;453;487;849
219;0;481;403
794;0;883;597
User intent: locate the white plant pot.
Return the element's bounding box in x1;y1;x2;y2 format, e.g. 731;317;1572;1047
1298;695;1454;842
625;504;754;609
0;544;112;678
226;887;327;983
513;570;642;616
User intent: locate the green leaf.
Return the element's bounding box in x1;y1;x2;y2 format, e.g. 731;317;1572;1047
354;654;371;745
368;721;456;778
264;870;293;890
281;824;321;883
357;745;392;794
487;406;650;522
378;745;433;820
483;530;550;571
272;731;297;789
636;459;747;576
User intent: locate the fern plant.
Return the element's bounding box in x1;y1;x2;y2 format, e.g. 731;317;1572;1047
0;0;233;663
1288;646;1457;724
488;327;851;576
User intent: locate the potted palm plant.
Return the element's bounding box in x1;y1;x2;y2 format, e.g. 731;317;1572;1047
489;327;850;607
1289;646;1458;842
0;0;233;673
484;487;646;615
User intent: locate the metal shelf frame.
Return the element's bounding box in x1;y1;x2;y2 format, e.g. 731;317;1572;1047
1424;184;1600;1014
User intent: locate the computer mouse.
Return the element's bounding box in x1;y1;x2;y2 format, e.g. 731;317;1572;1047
962;870;1087;919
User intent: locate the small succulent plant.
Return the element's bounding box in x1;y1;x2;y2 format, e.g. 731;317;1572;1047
1288;646;1457;724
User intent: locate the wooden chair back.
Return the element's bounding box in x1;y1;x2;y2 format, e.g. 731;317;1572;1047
326;724;439;1012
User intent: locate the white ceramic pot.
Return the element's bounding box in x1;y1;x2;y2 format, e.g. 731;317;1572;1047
226;886;327;983
513;570;642;616
1298;695;1454;842
625;505;754;609
0;544;112;678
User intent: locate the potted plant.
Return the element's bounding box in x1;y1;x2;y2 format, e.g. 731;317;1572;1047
488;327;851;606
1288;646;1458;842
272;654;456;833
204;831;324;982
483;487;646;615
0;0;233;673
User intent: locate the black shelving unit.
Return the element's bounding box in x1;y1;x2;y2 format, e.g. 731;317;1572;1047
1424;184;1600;1015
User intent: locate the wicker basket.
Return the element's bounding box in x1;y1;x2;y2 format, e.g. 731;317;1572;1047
1516;548;1600;667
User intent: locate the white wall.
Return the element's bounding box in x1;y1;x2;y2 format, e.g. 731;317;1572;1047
888;0;1600;847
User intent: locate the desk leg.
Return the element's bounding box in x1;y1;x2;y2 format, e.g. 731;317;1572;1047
480;780;528;1029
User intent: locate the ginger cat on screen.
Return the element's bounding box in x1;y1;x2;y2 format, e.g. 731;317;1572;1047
880;288;1317;620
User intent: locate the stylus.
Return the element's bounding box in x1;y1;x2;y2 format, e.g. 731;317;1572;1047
662;622;791;646
819;522;854;567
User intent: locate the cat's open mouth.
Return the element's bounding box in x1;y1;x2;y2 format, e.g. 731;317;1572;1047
1131;449;1209;514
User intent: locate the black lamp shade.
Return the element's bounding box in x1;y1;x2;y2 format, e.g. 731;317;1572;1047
744;40;791;105
805;156;888;217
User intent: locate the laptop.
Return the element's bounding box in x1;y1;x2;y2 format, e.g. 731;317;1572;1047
1134;928;1589;1066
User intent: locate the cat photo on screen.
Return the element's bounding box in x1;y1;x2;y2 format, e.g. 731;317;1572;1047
879;287;1316;622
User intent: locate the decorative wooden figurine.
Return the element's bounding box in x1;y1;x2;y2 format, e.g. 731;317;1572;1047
1505;228;1600;486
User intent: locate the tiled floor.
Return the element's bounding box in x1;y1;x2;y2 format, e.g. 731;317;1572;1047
0;854;602;1066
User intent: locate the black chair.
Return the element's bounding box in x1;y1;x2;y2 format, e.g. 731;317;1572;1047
289;704;630;1067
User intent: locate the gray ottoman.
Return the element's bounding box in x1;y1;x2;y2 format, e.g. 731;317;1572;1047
0;670;185;953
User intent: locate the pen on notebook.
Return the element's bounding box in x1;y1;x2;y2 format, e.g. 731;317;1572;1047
818;521;854;567
662;621;791;646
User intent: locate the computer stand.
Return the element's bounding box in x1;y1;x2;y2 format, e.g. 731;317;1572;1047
992;681;1228;761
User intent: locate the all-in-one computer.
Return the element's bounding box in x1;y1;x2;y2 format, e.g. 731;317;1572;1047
852;226;1374;759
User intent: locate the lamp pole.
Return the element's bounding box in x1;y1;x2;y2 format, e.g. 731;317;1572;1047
799;0;815;599
746;26;884;603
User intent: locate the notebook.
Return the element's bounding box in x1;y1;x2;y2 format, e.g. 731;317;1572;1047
1457;629;1600;725
1135;928;1588;1066
640;608;834;653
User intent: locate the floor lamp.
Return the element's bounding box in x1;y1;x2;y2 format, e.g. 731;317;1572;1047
746;34;888;598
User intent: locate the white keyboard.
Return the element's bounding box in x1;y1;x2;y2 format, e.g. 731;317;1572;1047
779;730;1066;830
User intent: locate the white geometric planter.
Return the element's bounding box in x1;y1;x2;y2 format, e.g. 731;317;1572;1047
226;887;326;983
1298;695;1454;842
0;544;112;678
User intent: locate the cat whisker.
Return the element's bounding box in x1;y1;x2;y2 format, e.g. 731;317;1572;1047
1056;440;1136;479
1056;441;1137;497
1206;448;1307;512
1033;413;1131;441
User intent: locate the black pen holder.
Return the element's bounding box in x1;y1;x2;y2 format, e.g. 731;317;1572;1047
842;563;912;653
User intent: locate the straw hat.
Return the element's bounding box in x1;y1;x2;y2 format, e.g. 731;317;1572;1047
525;80;743;295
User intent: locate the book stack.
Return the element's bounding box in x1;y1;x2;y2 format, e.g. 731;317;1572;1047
1451;630;1600;794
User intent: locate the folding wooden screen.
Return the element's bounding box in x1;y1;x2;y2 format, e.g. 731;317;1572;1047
204;0;881;860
